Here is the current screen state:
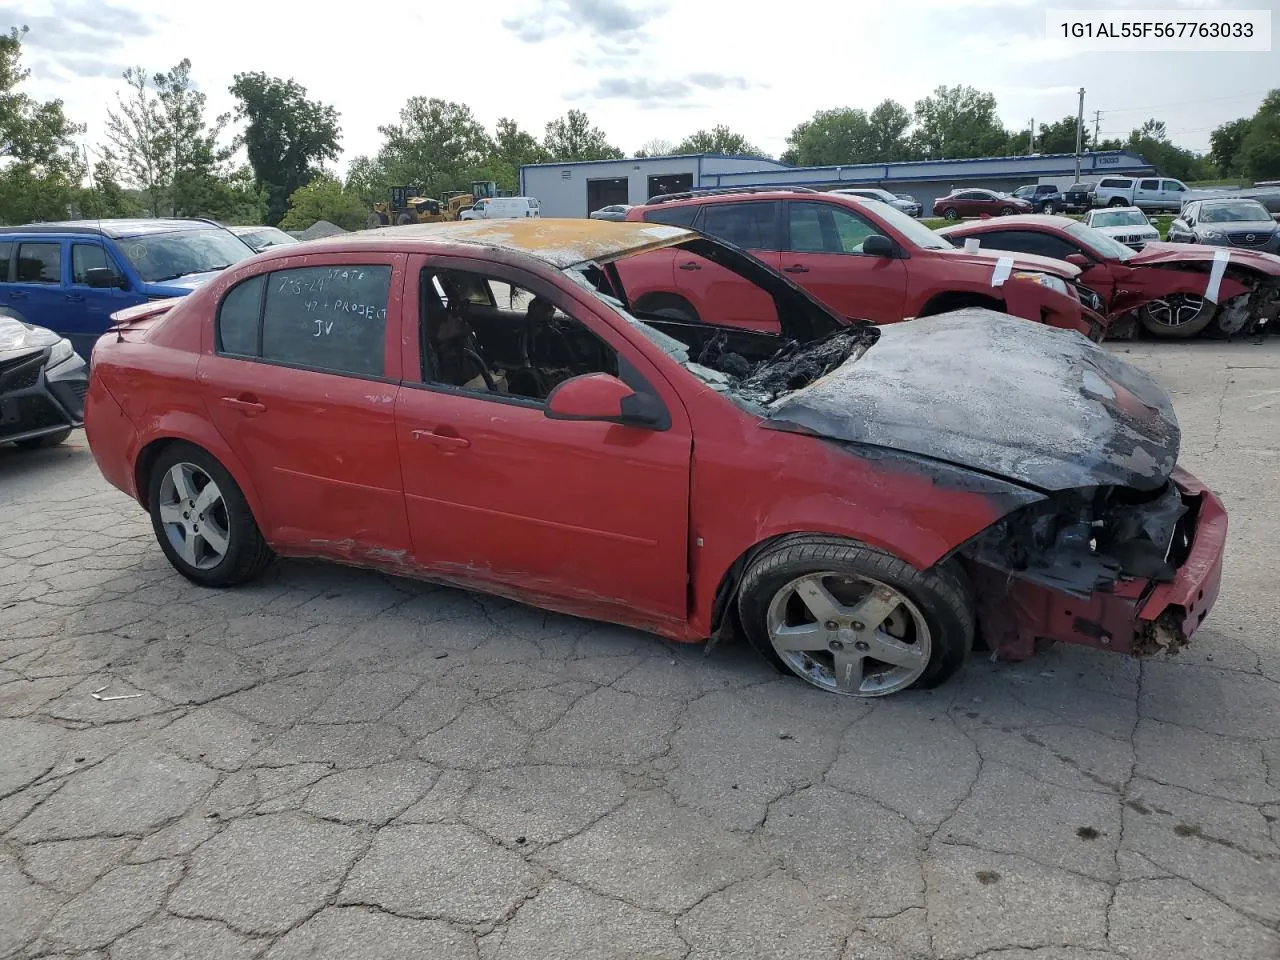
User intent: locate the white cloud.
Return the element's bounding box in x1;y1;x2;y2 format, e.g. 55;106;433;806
9;0;1277;173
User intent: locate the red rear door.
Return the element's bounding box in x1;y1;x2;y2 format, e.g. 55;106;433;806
674;200;783;332
777;200;909;323
198;252;412;558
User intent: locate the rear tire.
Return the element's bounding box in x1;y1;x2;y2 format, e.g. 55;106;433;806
1108;197;1127;207
736;535;974;697
15;428;71;450
147;442;272;588
1139;295;1215;338
1041;201;1056;215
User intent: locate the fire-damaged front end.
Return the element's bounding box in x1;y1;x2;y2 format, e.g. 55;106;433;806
759;308;1228;662
957;469;1225;659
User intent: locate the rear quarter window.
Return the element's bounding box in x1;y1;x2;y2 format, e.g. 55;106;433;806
0;241;12;281
642;205;699;227
217;274;266;356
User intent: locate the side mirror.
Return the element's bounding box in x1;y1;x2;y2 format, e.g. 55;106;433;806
1064;253;1091;267
545;373;666;429
862;234;897;258
85;267;128;290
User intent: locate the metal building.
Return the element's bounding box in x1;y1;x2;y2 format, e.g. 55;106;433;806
520;150;1157;218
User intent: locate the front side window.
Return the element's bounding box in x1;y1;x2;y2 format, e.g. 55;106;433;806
72;244;122;285
16;242;61;284
117;229;254;283
1163;180;1186;192
215;265;391;378
787;202;878;254
700;201;779;250
418;267;618;405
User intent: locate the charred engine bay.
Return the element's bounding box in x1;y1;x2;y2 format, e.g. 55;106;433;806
695;327;879;404
962;481;1190;598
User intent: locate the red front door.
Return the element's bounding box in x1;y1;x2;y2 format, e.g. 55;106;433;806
393;254;694;632
777;199;909;323
199;252;412;558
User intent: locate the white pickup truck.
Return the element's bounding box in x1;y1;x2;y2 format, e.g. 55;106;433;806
1092;176;1210;213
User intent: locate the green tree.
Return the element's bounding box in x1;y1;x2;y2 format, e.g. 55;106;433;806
485;117;548;191
1124;117;1214;182
230;73;341;226
781;100;912;167
1209;117;1251;177
634;137;675;158
104;59;239;219
543;109;622;161
1238;90;1280;182
343;154;387;207
279;173;368;231
674;124;767;157
1035;115;1089;154
78;155;142;219
0;26;85;223
375;97;494;199
910;85;1008;159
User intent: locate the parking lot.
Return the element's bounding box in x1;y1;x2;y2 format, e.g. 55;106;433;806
2;339;1278;960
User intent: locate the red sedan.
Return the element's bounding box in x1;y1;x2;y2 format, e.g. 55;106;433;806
938;215;1280;338
85;220;1227;698
931;189;1033;220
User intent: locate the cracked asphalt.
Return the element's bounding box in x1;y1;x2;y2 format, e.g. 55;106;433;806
2;340;1279;960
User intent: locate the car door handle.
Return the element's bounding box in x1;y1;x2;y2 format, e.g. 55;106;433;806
678;262;701;271
783;264;810;274
65;293;85;302
220;396;266;415
412;429;470;450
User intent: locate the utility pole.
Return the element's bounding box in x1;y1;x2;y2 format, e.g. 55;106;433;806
1029;118;1035;155
1074;87;1085;181
1092;110;1102;148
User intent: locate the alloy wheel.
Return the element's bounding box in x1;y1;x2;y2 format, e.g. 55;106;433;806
765;572;931;697
1145;294;1208;329
157;461;231;570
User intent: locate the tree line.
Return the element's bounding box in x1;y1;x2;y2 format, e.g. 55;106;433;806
3;25;1278;232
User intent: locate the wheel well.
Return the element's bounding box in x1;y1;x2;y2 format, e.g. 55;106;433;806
631;291;699;320
134;438;180;510
918;291;1004;317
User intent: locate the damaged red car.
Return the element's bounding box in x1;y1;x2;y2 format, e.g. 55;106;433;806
84;219;1226;698
938;214;1280;338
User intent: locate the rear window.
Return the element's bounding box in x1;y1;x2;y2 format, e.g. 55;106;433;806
642;205;699;228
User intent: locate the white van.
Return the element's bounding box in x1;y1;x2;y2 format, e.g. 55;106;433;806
460;197;540;220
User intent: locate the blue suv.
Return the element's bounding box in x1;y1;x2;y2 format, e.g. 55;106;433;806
0;219;258;361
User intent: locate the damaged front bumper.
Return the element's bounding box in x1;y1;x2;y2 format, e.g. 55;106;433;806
959;468;1226;661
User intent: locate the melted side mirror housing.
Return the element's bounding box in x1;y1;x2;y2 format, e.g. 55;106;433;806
545;373;666;429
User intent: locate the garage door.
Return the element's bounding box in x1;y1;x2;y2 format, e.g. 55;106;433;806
586;178;629;216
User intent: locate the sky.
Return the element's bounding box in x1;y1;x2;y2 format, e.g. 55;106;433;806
6;0;1277;176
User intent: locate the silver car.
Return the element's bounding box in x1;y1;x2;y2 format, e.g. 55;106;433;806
589;204;633;221
1080;206;1160;250
829;188;921;217
1168;198;1280;254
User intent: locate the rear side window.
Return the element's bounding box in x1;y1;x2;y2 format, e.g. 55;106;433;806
262;266;392;377
643;205;699;228
701;201;779;250
217;274;266;356
1139;179;1159;190
0;241;11;281
16;242;61;284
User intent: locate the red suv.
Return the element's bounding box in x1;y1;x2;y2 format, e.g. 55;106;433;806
620;189;1104;339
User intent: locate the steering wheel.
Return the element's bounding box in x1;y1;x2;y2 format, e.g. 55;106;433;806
463;347;499;392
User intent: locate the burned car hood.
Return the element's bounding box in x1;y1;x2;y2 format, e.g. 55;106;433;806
1130;241;1280;275
0;315;60;360
765;309;1179;493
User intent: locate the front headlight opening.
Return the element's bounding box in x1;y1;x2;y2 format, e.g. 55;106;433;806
48;338;75;368
1014;271;1069;296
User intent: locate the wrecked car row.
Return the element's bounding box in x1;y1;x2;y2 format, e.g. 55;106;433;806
85;219;1227;699
608;188;1280;342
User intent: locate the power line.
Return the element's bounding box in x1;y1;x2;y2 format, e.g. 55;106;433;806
1096;90;1269;116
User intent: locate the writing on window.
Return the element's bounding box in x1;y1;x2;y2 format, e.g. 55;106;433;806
261;266;392;377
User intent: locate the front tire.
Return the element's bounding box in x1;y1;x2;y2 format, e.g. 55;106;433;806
999;206;1015;216
1139;294;1215;338
736;536;974;697
15;428;71;450
942;207;959;221
147;443;272;587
